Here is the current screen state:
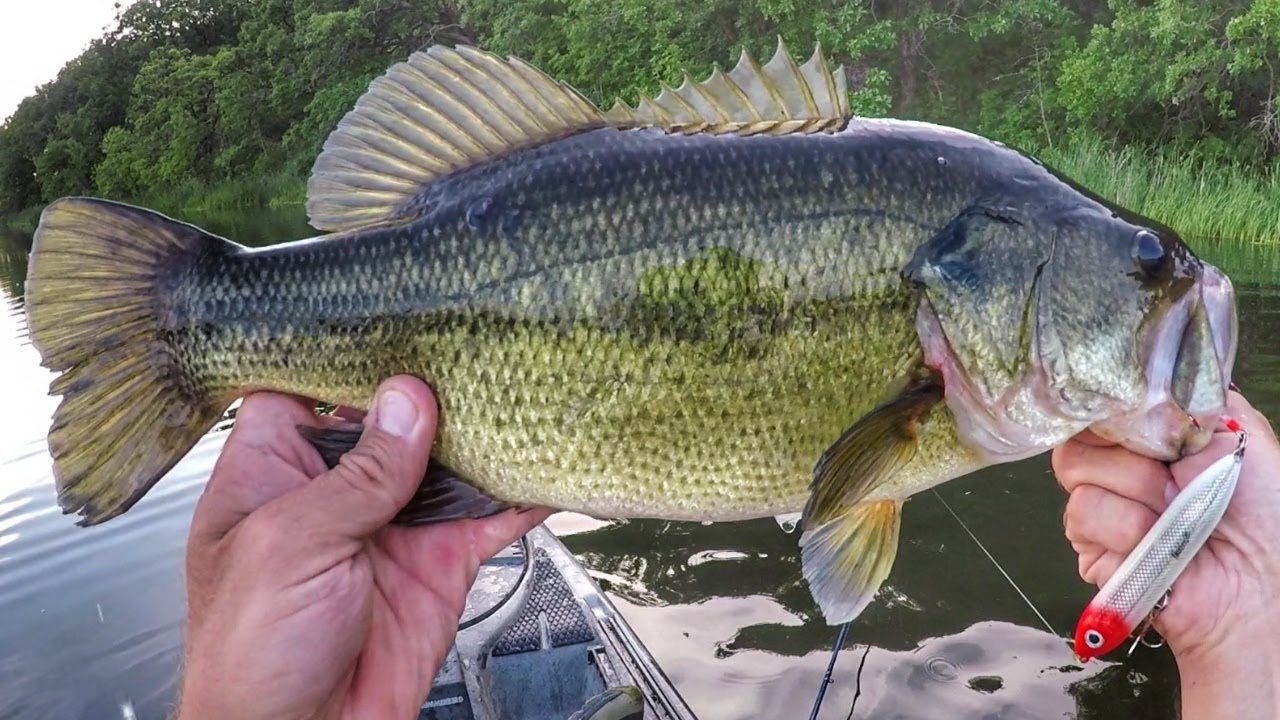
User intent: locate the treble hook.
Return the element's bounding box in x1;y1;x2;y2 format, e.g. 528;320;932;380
1127;590;1171;656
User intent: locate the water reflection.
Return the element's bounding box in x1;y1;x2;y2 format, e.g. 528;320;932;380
2;207;1276;718
0;231;30;303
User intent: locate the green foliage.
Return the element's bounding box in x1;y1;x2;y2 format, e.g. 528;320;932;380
1041;137;1280;243
2;0;1280;244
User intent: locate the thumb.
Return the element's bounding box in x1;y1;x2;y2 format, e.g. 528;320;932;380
287;375;437;539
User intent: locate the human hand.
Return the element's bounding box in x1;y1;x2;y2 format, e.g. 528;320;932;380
1053;391;1280;717
177;376;551;720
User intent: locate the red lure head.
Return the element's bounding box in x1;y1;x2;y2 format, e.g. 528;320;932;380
1073;603;1130;662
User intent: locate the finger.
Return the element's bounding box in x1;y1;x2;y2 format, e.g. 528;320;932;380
192;391;332;541
276;375;438;540
1063;484;1159;555
1052;441;1174;514
1169;426;1249;490
330;405;367;423
222;392;331;475
1070;429;1119;448
1080;549;1123;588
468;507;556;563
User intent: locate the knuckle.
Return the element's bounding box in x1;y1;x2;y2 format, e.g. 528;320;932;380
1246;406;1275;435
339;445;394;483
1062;492;1089;541
1078;555;1093;583
1119;512;1150;549
1050;447;1075;487
1050;444;1093;491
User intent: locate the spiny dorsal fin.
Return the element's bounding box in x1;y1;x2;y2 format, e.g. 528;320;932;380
306;45;606;232
604;37;849;136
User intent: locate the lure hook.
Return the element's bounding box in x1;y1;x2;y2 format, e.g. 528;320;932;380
1126;590;1170;656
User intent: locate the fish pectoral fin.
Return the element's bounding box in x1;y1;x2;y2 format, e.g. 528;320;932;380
799;373;941;623
800;499;903;625
298;424;512;524
804;372;942;516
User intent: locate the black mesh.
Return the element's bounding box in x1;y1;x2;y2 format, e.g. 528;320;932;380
492;550;594;656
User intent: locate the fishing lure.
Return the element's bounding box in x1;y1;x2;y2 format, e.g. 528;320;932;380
1072;417;1247;662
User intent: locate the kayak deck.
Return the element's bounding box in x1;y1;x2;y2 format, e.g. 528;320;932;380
420;524;697;720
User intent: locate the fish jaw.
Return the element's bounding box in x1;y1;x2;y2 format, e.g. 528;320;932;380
914;260;1238;465
1089;264;1237;461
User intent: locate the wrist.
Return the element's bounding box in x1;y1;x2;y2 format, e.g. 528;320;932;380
1172;612;1280;719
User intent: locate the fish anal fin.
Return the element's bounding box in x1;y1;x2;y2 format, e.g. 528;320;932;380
298;423;511;524
800;499;903;625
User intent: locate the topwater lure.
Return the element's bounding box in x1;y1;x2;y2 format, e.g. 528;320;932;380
1072;416;1247;661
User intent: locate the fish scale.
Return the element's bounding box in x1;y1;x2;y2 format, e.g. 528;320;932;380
165;130;962;519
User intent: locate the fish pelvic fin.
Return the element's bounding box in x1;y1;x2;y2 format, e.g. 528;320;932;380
799;372;943;624
24;198;232;526
308;40;851;233
298;423;512;524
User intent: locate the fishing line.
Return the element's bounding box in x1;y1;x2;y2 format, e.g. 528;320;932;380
932;489;1059;637
807;622;850;720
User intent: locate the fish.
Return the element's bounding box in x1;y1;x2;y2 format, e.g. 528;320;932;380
1072;417;1246;662
22;39;1238;625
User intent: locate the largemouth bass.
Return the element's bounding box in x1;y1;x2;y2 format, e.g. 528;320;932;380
23;41;1237;624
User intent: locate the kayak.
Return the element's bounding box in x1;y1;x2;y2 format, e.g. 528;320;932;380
421;523;698;720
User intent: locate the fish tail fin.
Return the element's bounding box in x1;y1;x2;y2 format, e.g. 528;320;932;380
24;197;234;526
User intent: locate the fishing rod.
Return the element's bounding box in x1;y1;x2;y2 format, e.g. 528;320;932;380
807;622;850;720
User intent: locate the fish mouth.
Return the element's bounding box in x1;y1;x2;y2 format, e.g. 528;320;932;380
1088;264;1238;461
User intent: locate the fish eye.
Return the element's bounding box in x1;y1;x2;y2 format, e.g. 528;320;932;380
1132;229;1167;278
1084;629;1104;649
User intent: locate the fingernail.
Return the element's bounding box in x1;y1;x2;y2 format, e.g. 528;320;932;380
376;389;418;437
1164;480;1179;505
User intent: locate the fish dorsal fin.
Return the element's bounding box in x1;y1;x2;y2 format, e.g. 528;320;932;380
307;40;849;232
306;45;606;232
605;37;849;136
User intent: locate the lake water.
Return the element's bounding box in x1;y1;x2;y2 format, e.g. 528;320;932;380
3;207;1278;719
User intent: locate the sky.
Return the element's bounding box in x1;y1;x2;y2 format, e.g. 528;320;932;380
0;0;138;122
